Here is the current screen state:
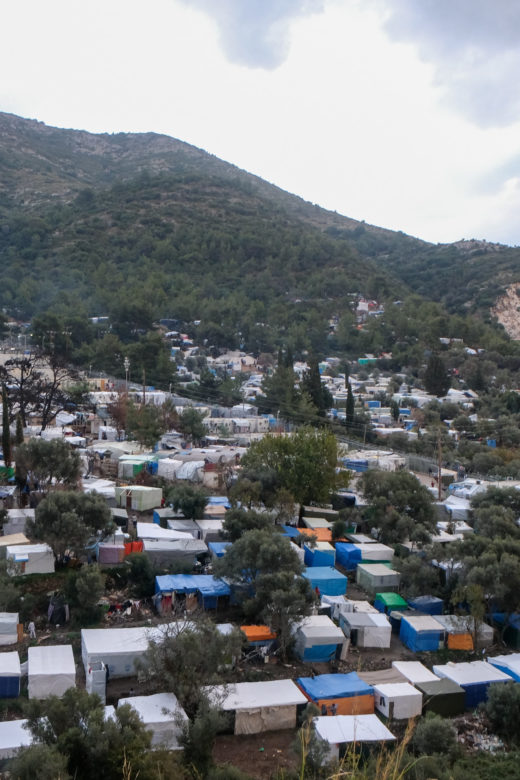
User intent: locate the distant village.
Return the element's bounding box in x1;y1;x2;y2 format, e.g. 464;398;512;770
0;293;519;779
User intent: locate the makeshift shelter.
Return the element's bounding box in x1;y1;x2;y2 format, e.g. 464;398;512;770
6;544;54;576
0;534;30;552
358;668;408;687
339;612;392;649
137;522;193;542
282;525;301;540
321;595;349;620
294;616;346;662
143;539;207;566
205;680;307;735
195;518;224;542
3;509;34;536
110;508;128;528
97;542;125;565
167;519;200;538
415;679;466;716
0;613;19;646
0;652;21;697
154;574;230;610
391;662;440;685
356;564;400;594
354;543;394;563
314;714;395;763
374;593;408;614
304;542;336;567
28;645;76;699
296;673;374;716
432;661;512;708
81;626;163;678
208;542;231;559
302;517;332;530
388;609;423;635
241;625;277;646
302;567;347;596
373;683;422;720
114;486;162;512
399;615;444;652
435;615;494;650
0;720;33;759
487;654;520;682
407;595;443;615
335;543;361;570
118;693;188;749
86;661;107;704
298;527;333;543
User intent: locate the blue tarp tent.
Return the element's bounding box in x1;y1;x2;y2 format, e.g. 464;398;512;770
282;525;301;539
207;497;231;508
408;596;444;615
400;615;444;652
155;574;230;609
208;542;231;558
304;544;335;567
297;673;373;702
335;543;362;570
303;567;347;596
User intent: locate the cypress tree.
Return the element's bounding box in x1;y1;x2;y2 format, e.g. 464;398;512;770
2;385;11;468
15;415;24;446
346;382;355;430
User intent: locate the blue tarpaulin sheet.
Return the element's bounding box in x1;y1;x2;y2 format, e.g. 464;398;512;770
208;542;231;558
300;644;338;662
400;617;443;652
408;596;444;615
335;543;362;570
296;673;373;700
155;574;230;599
282;525;301;538
304;545;335;567
302;567;347;596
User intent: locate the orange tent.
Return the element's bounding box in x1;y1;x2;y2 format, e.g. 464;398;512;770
241;625;277;643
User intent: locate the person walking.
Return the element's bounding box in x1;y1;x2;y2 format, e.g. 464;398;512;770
28;621;36;639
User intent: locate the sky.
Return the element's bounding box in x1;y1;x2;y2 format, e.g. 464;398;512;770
2;0;520;245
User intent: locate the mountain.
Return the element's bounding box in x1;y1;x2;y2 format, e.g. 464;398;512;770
0;111;518;348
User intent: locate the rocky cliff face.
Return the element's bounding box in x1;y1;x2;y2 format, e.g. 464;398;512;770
492;283;520;339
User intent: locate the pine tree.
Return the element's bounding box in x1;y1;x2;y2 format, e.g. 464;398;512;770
1;385;11;468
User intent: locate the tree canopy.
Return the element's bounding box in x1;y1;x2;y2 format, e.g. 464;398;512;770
15;439;81;494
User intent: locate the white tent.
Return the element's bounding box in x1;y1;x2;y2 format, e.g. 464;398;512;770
28;645;76;699
314;714;395;763
0;719;33;760
206;680;307;735
294;616;346;662
392;662;440;685
118;693;188;749
136;522;193;542
339;612;391;649
4;509;34;537
6;544;54;576
356;564;400;593
143;539;207;565
373;683;422;720
0;613;19;646
195;519;224;542
353;543;394;562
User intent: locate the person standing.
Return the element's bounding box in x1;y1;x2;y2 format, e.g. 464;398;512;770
28;621;36;639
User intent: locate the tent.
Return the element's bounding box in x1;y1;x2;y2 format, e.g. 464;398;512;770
114;486;162;512
415;679;466;717
487;654;520;682
205;679;307;735
0;719;33;760
358;668;408;687
354;543;394;563
195;519;224;542
0;652;21;697
241;625;277;645
335;543;362;570
3;509;34;536
435;615;494;650
86;660;107;704
302;567;347;596
118;693;188;749
302;517;332;530
296;673;374;716
298;527;333;543
282;525;301;540
314;714;395;763
339;612;392;649
28;645;76;699
143;539;207;566
304;542;336;567
374;593;408;614
0;613;19;646
6;544;54;576
373;683;422;720
155;574;230;609
432;661;512;708
399;615;444;652
356;564;400;594
407;595;443;615
391;662;439;685
208;542;231;559
294;615;346;662
0;534;30;550
81;625;167;678
137;522;193;542
388;609;423;635
167;519;200;538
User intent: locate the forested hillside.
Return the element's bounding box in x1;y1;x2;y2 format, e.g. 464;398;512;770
0;112;518;358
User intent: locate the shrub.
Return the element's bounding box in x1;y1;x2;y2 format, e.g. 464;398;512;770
413;713;457;755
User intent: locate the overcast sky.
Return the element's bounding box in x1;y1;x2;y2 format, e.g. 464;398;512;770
3;0;520;245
